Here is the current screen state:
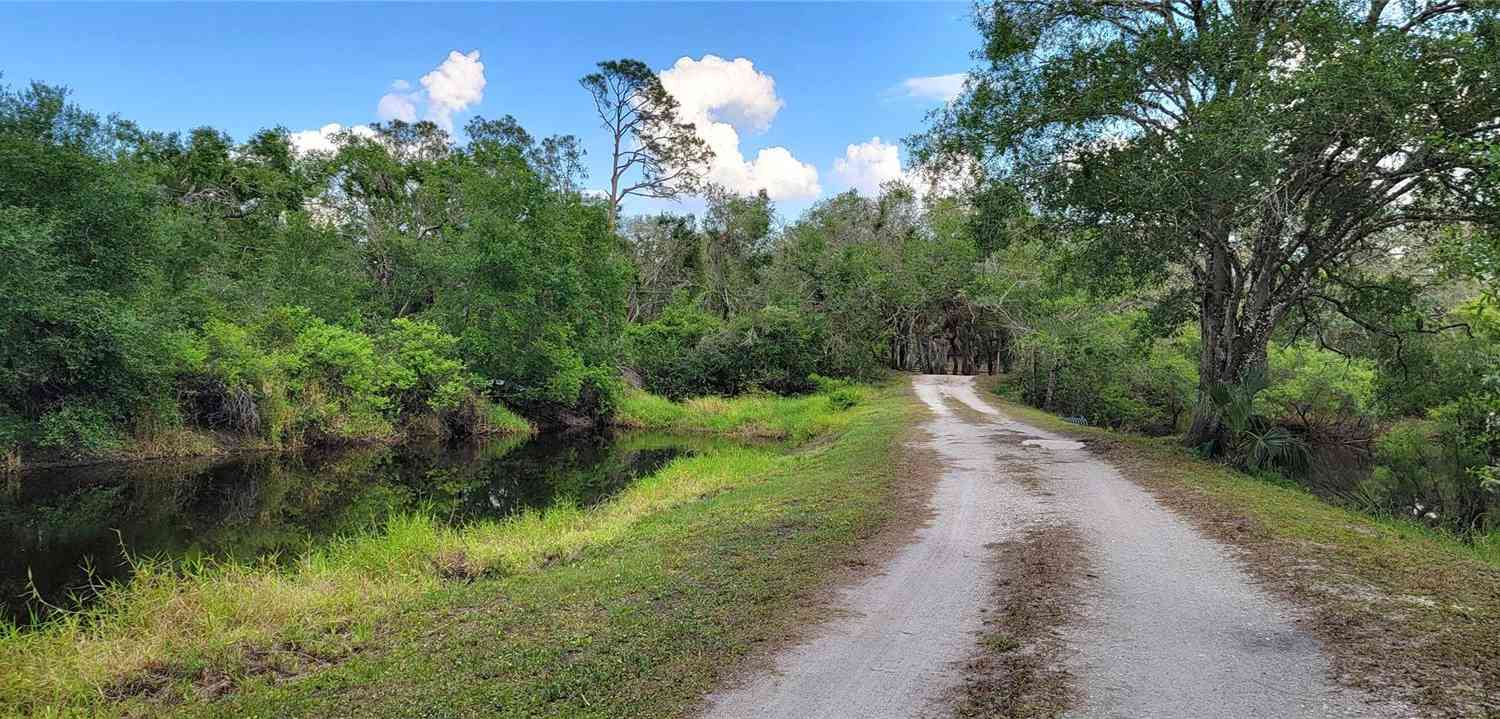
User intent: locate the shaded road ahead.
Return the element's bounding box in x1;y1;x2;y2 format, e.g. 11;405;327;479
703;375;1392;719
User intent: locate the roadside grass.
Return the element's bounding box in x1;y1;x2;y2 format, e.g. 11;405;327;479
0;382;914;717
986;391;1500;717
613;385;869;441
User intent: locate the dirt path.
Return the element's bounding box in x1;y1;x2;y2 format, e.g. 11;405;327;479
702;375;1394;718
702;375;1039;718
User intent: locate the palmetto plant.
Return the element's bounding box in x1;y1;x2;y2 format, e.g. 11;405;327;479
1208;368;1309;473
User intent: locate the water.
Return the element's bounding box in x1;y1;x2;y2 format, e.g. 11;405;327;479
0;431;702;626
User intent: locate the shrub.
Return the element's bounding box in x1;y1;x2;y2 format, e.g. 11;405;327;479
1013;310;1195;433
1363;395;1499;534
809;374;854;394
626;304;826;399
1372;300;1500;418
1124;335;1198;435
379;318;476;417
622;303;722;399
827;387;861;411
34;404;121;454
1259;343;1376;426
1206;368;1310;473
193;307;460;444
709;306;825;395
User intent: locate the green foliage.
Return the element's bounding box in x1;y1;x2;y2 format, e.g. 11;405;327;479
188;308;507;445
1004;303;1195;434
1371;300;1500;419
33;405;121;454
919;1;1500;450
625;303;825;399
380;318;475;416
622;303;723;399
697;306;826;396
1128;333;1199;433
1259;344;1376;425
425;139;629;417
612;382;873;442
1207;369;1310;474
196;308;389;444
0;80;622;458
0;86;180;451
1364;395;1499;535
827;388;861;411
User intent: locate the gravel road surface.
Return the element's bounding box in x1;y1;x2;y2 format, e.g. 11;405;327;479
702;375;1392;719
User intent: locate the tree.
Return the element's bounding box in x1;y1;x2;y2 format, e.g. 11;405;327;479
622;213;702;322
465;115;587;194
580;59;713;233
917;1;1500;449
701;186;775;319
319;120;457;317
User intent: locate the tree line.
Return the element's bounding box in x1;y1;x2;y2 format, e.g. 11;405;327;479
0;59;1007;467
3;1;1499;540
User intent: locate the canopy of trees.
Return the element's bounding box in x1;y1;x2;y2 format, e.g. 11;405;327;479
916;0;1500;448
0;83;624;460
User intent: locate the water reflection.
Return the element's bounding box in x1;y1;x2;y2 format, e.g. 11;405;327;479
1;431;705;625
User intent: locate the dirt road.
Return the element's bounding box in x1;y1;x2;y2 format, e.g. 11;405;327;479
702;375;1391;718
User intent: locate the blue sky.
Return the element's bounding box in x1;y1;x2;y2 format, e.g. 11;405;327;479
1;2;978;219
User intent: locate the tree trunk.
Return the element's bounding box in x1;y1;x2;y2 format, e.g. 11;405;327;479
1044;363;1057;410
1182;261;1283;450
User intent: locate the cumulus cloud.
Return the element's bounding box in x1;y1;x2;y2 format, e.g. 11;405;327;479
373;50;487;129
420;50;487;130
833;137;906;196
833;136;971;198
897;73;968;103
296;49;487;157
377;92;418;123
659;55;820;201
288;123;377;155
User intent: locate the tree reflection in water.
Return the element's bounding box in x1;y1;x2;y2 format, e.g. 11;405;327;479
1;431;710;626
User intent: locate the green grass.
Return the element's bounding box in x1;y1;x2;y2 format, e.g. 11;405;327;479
613;385;871;442
1;382;914;717
476;398;536;436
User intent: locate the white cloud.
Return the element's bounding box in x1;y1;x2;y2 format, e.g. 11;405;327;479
295;49;487;156
833;137;909;195
659;55;820;201
897;73;967;103
833;136;972;198
421;50;486;131
377;92;418;122
660;55;782;132
288;123;377;155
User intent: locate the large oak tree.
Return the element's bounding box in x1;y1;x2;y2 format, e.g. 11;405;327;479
918;0;1500;448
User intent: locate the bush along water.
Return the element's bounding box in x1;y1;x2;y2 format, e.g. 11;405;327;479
178;308;524;448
